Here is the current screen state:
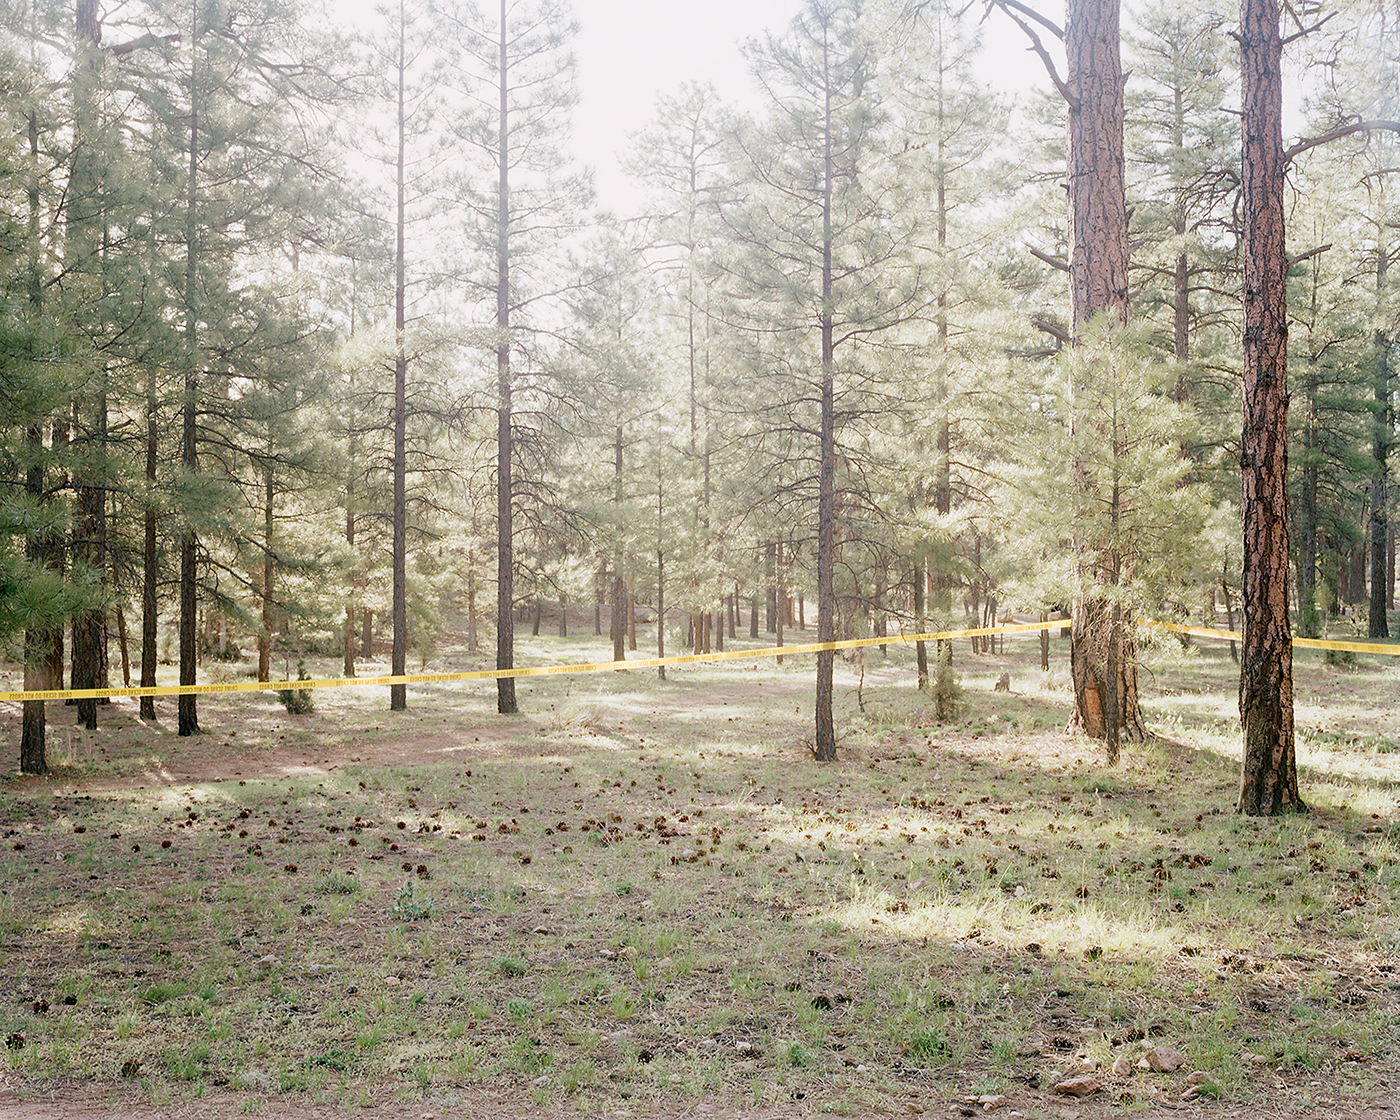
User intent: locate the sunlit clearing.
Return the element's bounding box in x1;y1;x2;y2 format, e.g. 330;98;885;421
824;886;1181;961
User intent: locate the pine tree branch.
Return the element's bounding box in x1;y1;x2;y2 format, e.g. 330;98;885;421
1287;244;1331;267
1029;245;1070;272
1285;120;1400;163
1032;316;1071;344
989;2;1078;111
1280;7;1335;45
109;32;181;57
986;0;1063;39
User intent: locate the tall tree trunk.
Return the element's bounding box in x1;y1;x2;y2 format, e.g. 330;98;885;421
1297;365;1320;637
22;423;53;775
115;606;130;687
914;558;929;691
656;550;666;681
1064;0;1144;749
594;564;603;635
776;562;786;666
813;59;839;763
73;389;109;729
494;0;518;714
343;458;357;677
1238;0;1302;815
390;5;409;712
1369;257;1391;638
933;42;954;674
259;468;274;682
48;420;67;698
21;86;53;770
467;559;479;652
71;0;104;733
1221;567;1239;662
766;541;777;632
613;426;625;662
815;358;836;760
140;368;158;721
1388;517;1395;610
177;0;201;738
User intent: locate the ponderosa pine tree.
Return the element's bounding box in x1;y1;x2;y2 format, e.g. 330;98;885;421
1237;0;1302;813
564;228;660;662
436;0;591;715
1123;0;1243;639
1285;189;1375;639
1302;0;1400;639
62;1;181;730
722;0;927;761
389;0;414;710
113;0;345;734
623;82;735;644
1125;0;1239;376
994;0;1145;759
1235;0;1400;811
335;0;449;703
5;2;69;770
894;0;1010;685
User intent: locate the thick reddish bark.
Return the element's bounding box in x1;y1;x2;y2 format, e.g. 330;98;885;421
1238;0;1302;815
1066;0;1129;330
1064;0;1144;752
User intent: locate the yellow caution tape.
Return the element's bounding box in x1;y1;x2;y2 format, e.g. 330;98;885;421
1292;636;1400;654
3;614;1393;704
1141;620;1243;643
1143;618;1400;656
0;619;1071;702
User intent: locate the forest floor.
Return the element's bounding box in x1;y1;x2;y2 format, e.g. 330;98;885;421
0;624;1397;1120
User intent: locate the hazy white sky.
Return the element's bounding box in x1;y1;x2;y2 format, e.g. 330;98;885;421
570;0;1040;212
570;0;799;207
